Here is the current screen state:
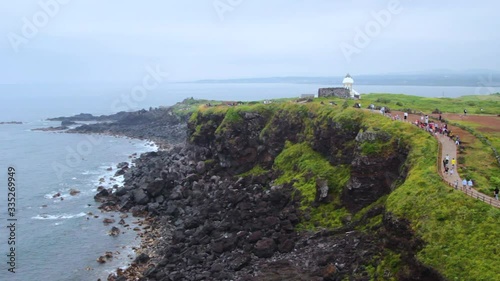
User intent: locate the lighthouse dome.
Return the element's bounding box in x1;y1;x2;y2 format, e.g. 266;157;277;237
342;73;354;84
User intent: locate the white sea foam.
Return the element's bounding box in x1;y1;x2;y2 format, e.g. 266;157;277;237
32;212;87;220
44;193;56;199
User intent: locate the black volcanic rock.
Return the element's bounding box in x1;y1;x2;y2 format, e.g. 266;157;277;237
132;189;149;205
67;107;187;145
97;105;446;281
61;120;77;126
254;238;277;258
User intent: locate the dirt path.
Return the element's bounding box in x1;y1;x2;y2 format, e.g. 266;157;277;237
436;134;462;185
378;110;500;208
436;132;500;208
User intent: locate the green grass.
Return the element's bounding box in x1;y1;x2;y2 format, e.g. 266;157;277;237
273;141;350;229
362;94;500;196
187;96;500;280
443;119;500;194
385;133;500;281
238;165;268;177
359;137;395;156
365;250;401;281
361;93;500;114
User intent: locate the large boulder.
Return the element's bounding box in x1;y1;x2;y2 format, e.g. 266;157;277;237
94;188;110;202
315;179;329;203
254;238;277;258
108;226;120;236
146;178;165;197
132;189;149;205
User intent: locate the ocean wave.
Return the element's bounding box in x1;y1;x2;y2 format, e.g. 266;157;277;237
82;170;100;175
32;212;87;220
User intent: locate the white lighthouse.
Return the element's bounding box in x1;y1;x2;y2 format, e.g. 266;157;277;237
342;73;353;92
342;73;360;99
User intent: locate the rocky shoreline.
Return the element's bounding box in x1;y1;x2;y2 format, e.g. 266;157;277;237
35;107;186;150
45;104;446;280
92;144;443;281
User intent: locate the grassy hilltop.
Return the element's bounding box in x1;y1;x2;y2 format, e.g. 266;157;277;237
176;93;500;195
176;93;500;280
361;93;500;195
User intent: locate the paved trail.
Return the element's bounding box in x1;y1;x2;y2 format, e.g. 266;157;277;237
436;133;500;208
379;110;499;208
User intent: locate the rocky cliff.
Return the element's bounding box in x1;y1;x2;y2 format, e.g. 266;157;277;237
95;102;450;281
188;105;407;213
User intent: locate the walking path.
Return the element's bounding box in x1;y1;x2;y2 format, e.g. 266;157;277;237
436;133;500;208
383;109;500;208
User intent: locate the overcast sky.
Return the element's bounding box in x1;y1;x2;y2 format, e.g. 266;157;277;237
0;0;499;83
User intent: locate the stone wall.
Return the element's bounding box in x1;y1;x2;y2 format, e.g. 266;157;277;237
318;87;351;98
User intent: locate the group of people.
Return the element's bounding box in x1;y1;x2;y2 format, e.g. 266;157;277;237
443;154;456;176
453;178;474;191
382;110;500;202
413;115;450;137
411;115;464;146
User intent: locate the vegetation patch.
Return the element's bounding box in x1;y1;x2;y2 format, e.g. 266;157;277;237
362;93;500;114
185;95;500;280
273;141;350;229
238;165;268;177
365;250;402;281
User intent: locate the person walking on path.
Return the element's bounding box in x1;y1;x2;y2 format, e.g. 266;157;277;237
432;124;500;208
494;187;499;200
451;158;456;167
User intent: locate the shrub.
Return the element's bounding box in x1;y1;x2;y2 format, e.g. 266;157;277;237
376;98;391;104
342;100;349;109
490;176;500;186
457;156;465;164
396;101;404;106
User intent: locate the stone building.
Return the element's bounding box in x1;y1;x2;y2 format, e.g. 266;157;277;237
318;73;360;99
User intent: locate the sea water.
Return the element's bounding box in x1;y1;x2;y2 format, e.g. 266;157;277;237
0;121;156;281
0;82;495;280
